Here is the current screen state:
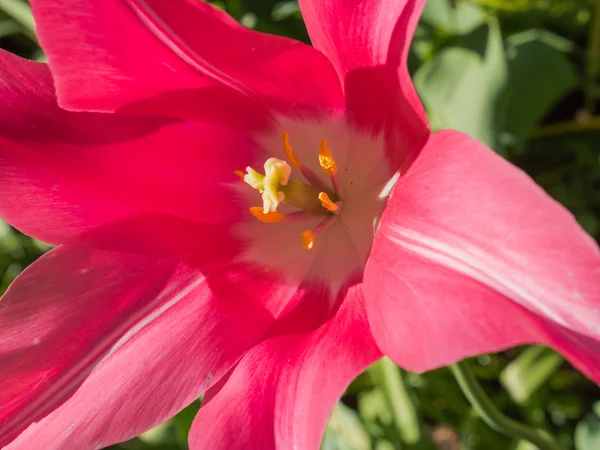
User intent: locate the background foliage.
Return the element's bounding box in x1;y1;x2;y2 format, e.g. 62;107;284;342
1;0;599;448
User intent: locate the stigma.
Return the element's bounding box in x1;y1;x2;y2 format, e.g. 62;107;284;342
242;158;291;213
238;131;342;250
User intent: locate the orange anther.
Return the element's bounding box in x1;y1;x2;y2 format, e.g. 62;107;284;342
249;207;285;224
301;230;315;250
318;192;338;212
282;131;302;168
318;138;337;175
234;170;246;180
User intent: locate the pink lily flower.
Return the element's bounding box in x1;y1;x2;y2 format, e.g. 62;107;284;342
0;0;599;448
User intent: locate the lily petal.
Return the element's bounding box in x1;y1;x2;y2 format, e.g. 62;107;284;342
0;51;255;244
299;0;424;77
364;130;600;381
29;0;343;112
189;283;381;450
0;231;182;446
299;0;429;158
28;0;208;112
0;215;294;448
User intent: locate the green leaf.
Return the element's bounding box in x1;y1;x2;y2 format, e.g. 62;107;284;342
422;0;486;35
473;0;540;13
408;369;471;423
460;410;513;450
172;400;201;444
138;421;171;445
414;19;507;149
321;403;371;450
271;1;300;21
575;402;600;450
0;19;20;38
499;30;578;152
500;346;564;405
0;0;36;39
520;129;600;239
357;388;392;437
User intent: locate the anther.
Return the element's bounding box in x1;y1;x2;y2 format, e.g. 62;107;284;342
283;131;328;190
250;207;285;224
318;192;338;212
319;138;338;175
318;138;343;198
282;131;302;168
301;230;315;250
300;214;338;250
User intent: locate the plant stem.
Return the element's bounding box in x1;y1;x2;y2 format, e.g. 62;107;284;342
0;0;36;40
450;360;562;450
372;357;435;449
532;116;600;137
381;357;421;444
585;0;600;114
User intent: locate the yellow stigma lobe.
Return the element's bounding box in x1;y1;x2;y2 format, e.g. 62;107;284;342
282;131;302;168
243;167;265;190
250;207;285;223
319;138;338;175
242;158;291;213
301;230;315;250
262;158;290;213
318;192;338;212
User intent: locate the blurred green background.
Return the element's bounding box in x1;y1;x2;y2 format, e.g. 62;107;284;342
1;0;599;448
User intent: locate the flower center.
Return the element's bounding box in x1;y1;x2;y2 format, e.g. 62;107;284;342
237;131;344;250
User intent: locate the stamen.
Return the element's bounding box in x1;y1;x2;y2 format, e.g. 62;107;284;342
301;230;315;250
282;131;302;168
300;166;329;192
283;132;328;190
238;134;345;220
331;173;343;199
250;207;285;224
283;210;314;222
300;214;338;250
319;138;338;175
318;192;338;212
